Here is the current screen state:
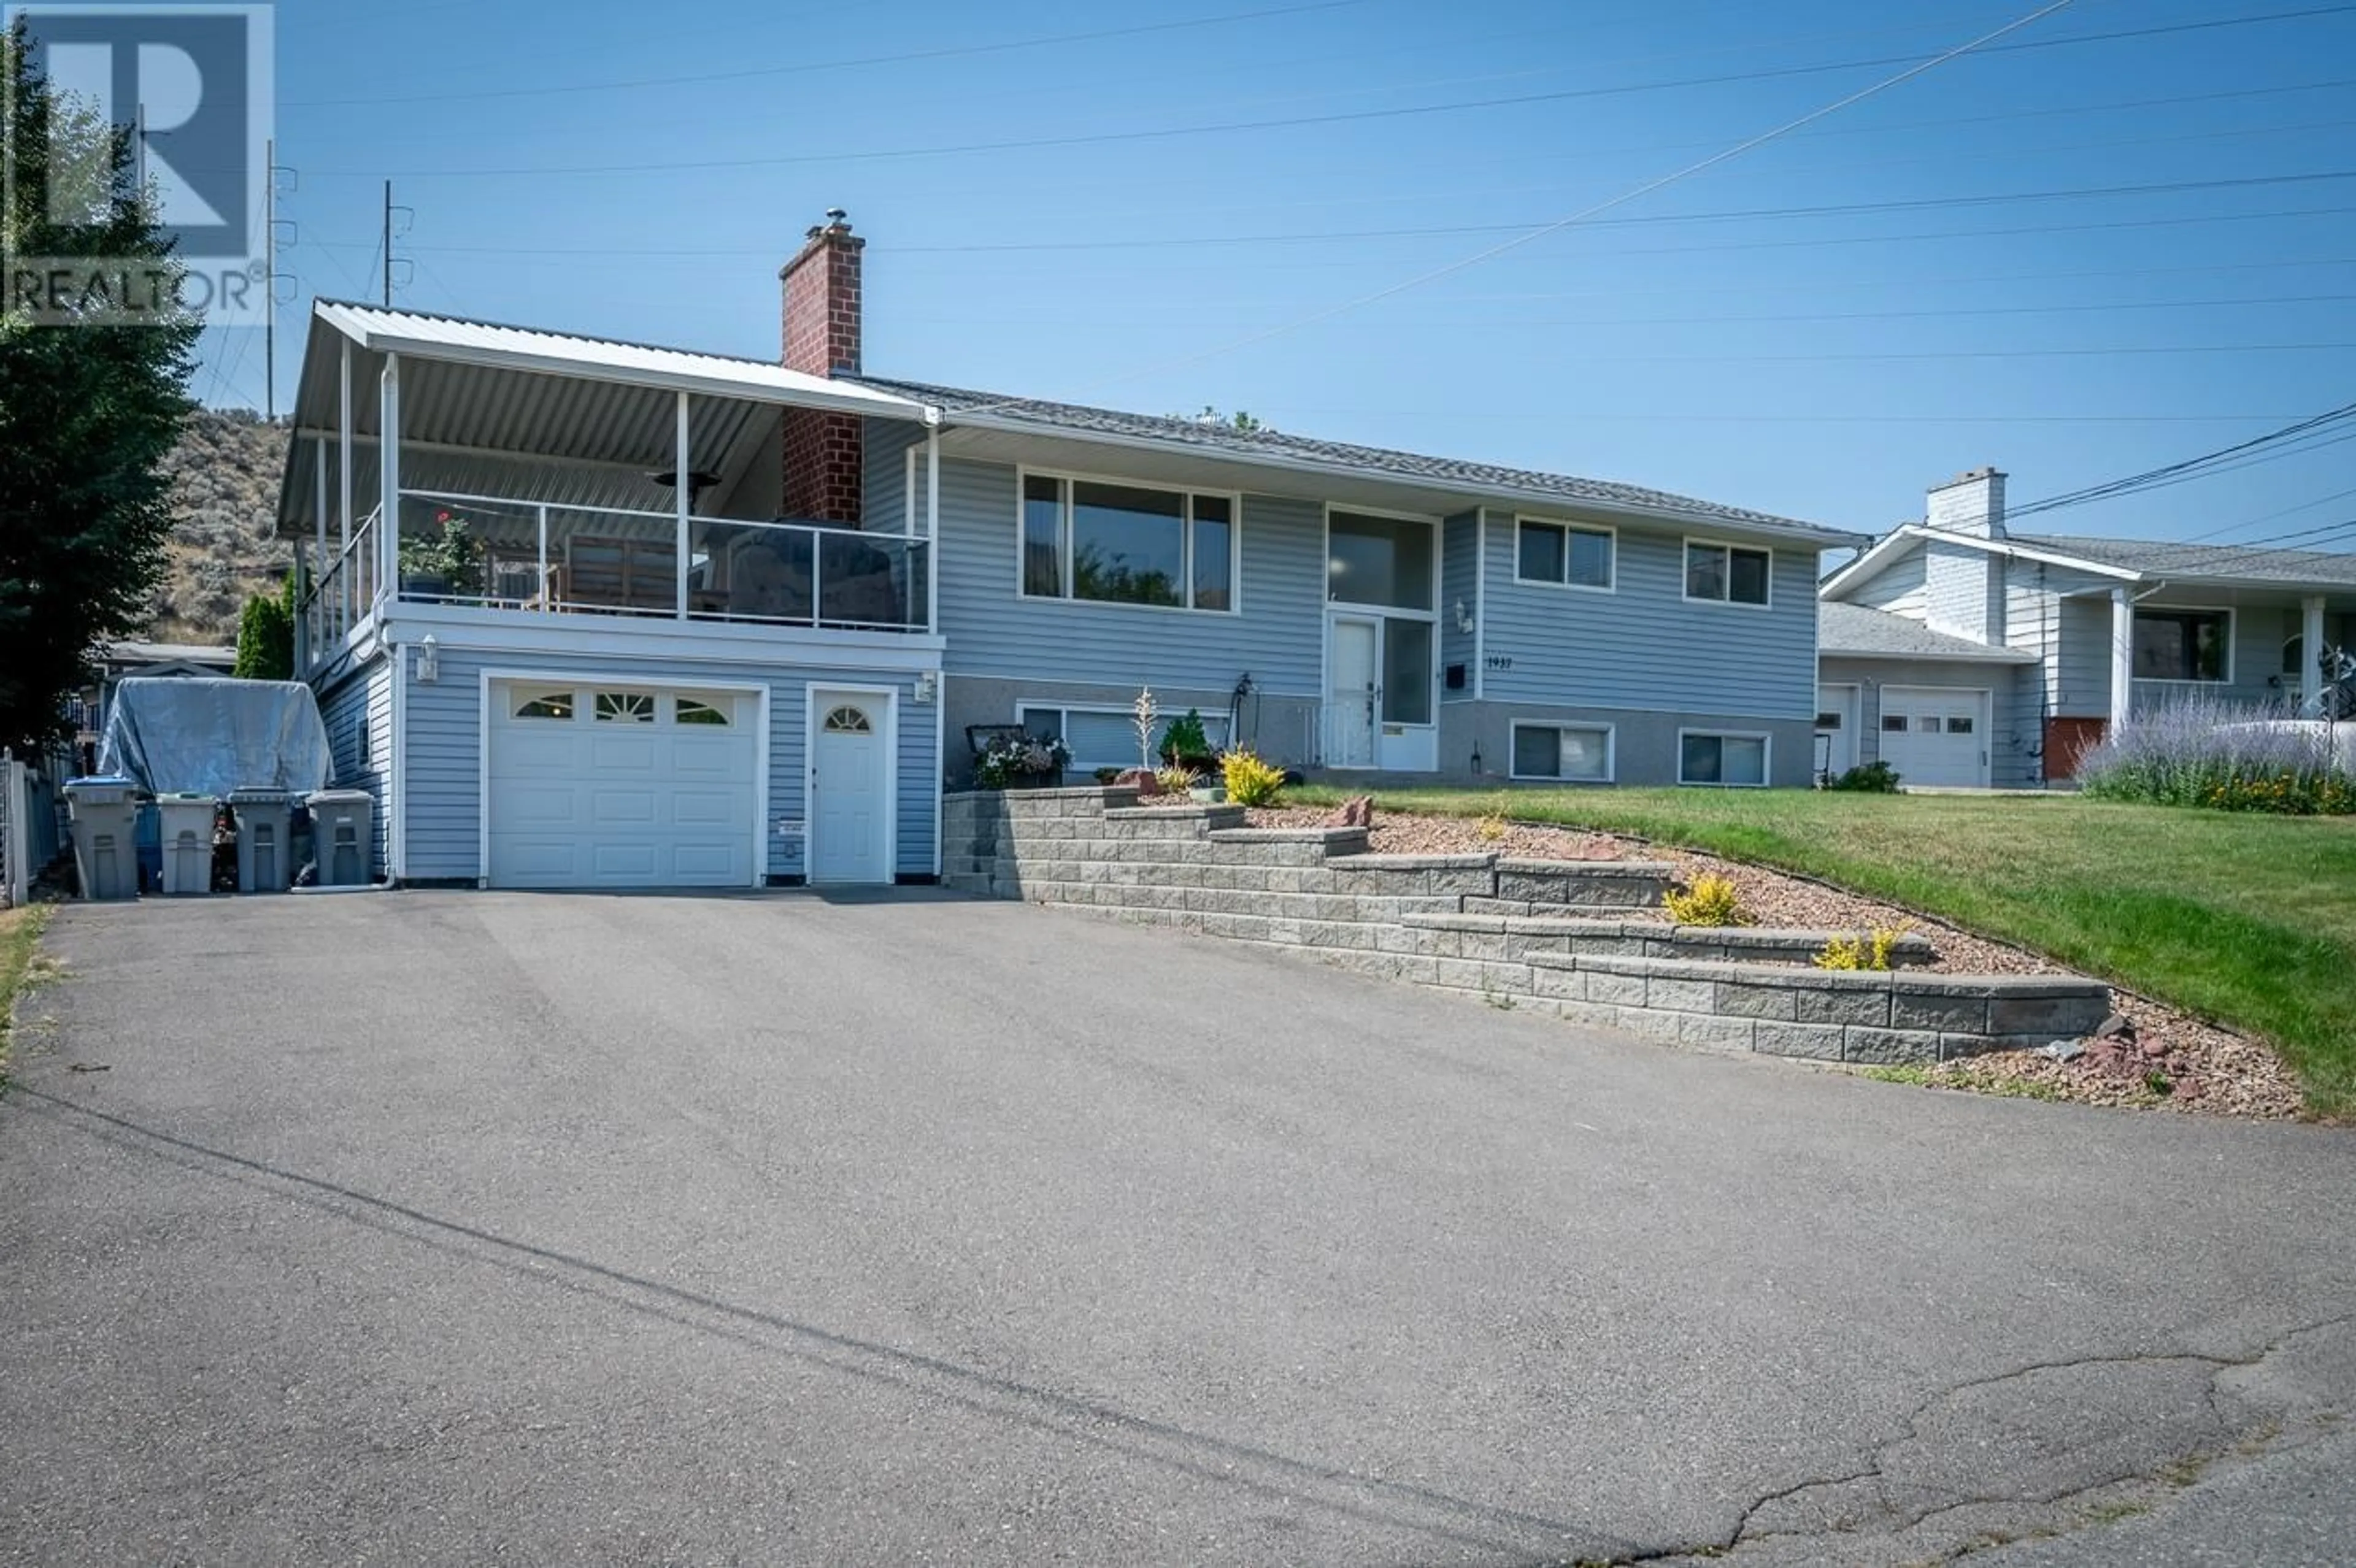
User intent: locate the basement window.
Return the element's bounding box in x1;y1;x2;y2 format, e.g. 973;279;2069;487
1679;731;1769;788
1510;723;1613;782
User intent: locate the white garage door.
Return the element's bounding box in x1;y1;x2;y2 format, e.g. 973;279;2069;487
1877;686;1988;788
487;680;760;889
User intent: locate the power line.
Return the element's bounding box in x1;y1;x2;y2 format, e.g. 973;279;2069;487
2004;401;2356;523
325;172;2356;261
284;0;1377;107
360;205;2356;283
296;4;2356;178
863;293;2356;331
960;0;2088;415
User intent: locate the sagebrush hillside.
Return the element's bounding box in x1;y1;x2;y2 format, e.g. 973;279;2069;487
152;408;290;645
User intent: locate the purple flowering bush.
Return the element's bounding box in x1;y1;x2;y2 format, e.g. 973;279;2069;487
2079;694;2353;815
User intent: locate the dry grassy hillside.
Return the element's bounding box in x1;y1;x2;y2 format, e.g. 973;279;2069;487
150;409;291;645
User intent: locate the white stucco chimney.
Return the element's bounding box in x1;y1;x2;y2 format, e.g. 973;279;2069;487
1925;466;2006;540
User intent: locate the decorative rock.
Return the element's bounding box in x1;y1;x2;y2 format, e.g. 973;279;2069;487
1112;768;1161;797
2095;1012;2136;1042
2139;1038;2169;1060
1321;795;1375;829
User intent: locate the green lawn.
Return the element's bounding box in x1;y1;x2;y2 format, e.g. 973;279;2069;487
0;904;53;1090
1293;785;2356;1117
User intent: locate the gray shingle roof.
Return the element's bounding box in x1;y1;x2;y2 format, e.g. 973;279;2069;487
2010;531;2356;588
855;375;1850;541
1818;602;2038;663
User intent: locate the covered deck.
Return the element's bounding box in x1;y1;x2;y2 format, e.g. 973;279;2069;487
275;302;945;672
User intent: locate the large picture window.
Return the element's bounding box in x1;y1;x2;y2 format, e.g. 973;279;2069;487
2133;608;2230;683
1516;520;1614;590
1020;474;1239;612
1685;541;1772;606
1679;731;1769;787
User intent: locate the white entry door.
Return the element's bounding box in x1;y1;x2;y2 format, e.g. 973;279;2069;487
808;688;892;885
1877;686;1990;788
1326;616;1379;769
1815;684;1859;778
487;681;760;889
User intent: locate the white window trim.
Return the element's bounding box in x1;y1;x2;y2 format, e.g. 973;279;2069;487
1507;720;1616;783
1681;537;1774;610
1322;501;1442;622
1015;700;1234;772
2130;602;2236;686
1014;465;1244;617
1511;515;1617;594
1676;727;1773;788
1322;504;1445;753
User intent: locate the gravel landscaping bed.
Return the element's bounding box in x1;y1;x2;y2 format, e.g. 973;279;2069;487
1247;804;2306;1121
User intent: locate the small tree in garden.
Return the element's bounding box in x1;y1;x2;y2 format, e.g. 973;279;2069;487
233;574;296;680
1131;686;1159;772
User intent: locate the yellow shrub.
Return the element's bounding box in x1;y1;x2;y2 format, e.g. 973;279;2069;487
1221;750;1287;807
1813;927;1909;970
1663;874;1745;927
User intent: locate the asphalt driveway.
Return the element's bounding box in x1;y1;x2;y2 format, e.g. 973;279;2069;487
3;891;2352;1567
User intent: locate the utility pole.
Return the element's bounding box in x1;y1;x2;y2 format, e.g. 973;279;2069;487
266;152;298;421
264;138;275;419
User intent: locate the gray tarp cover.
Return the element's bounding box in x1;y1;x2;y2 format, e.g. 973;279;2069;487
98;678;334;796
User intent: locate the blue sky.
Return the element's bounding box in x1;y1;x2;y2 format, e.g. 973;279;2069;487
204;0;2356;542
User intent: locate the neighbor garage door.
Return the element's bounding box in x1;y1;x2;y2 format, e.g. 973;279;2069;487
1877;686;1988;789
487;680;760;888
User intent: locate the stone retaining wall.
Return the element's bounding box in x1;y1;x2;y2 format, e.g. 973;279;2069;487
941;788;2110;1064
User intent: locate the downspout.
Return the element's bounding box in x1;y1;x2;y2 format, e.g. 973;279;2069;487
925;412;944;878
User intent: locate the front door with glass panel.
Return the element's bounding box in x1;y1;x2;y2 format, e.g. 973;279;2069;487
1325;510;1439;772
809;689;891;884
1326;616;1379;768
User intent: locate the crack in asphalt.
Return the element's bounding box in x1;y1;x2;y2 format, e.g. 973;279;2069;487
1691;1315;2356;1564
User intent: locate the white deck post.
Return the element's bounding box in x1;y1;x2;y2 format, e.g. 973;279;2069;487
925;422;941;632
674;391;691;620
2301;594;2328;713
311;434;328;671
338;338;353;626
2109;587;2135;736
379;352;401;606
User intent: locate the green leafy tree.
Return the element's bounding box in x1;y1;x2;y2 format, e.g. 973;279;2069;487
233;574;295;681
0;20;201;751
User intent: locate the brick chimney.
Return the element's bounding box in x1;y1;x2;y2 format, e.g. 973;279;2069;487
779;210;865;523
1925;466;2006;540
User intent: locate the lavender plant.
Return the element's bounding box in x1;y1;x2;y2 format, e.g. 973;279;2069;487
2078;693;2352;814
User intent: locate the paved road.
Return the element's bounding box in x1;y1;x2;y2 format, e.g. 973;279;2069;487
2;891;2351;1567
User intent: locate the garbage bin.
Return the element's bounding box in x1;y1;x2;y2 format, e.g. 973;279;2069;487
156;794;220;895
229;788;294;893
306;790;374;887
64;777;141;901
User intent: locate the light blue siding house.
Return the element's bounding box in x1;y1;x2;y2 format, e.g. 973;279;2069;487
1819;467;2356;787
275;215;1855;890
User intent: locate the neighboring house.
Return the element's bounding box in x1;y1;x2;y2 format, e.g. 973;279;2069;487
272;214;1854;891
1818;468;2356;787
68;640;238;768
